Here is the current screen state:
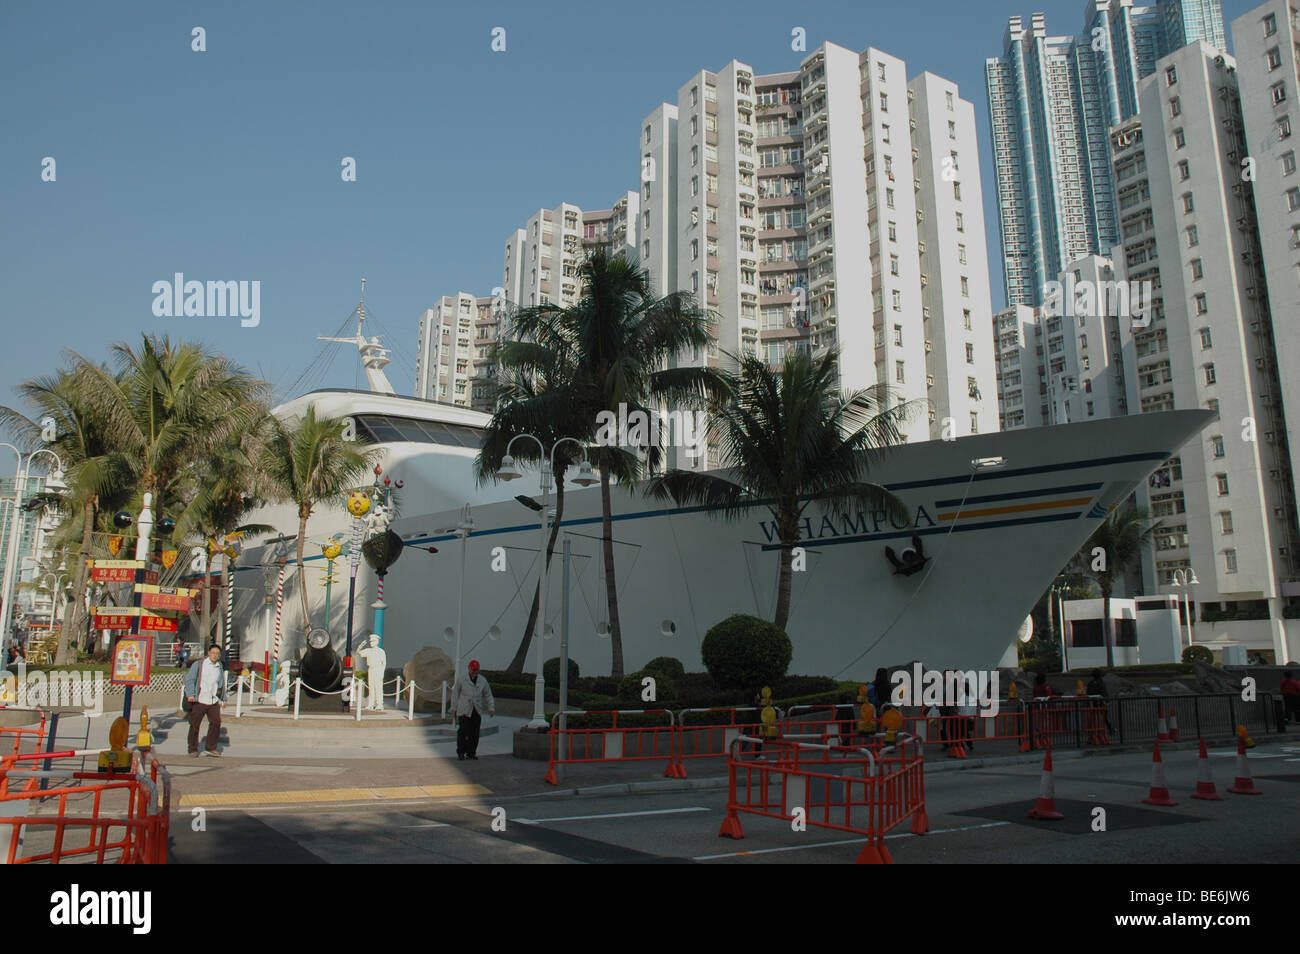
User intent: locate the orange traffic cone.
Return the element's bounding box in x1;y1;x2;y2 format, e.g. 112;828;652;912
1190;739;1222;801
1227;738;1262;795
544;764;559;785
1028;746;1065;820
1155;707;1172;743
1168;708;1180;742
1142;741;1178;806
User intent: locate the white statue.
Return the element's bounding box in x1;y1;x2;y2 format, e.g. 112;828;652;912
274;666;291;707
358;634;387;710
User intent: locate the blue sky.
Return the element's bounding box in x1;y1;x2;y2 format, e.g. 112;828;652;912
0;0;1256;417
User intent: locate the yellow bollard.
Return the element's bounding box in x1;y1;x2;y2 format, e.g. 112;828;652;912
98;717;132;770
136;707;152;749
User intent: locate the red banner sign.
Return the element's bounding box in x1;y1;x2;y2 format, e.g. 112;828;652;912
139;614;178;633
91;567;136;583
140;592;190;612
93;614;133;631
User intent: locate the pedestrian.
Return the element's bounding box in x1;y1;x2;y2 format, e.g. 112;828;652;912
184;645;227;757
1033;673;1055;698
451;660;494;761
955;672;977;752
1086;668;1115;737
1281;670;1300;725
868;667;892;709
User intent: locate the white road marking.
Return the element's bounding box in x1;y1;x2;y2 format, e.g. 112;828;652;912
514;806;711;825
401;822;451;829
692;820;1011;861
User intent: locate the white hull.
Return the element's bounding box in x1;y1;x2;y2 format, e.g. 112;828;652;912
219;392;1212;681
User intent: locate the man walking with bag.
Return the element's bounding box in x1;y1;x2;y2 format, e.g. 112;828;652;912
184;645;227;757
451;659;494;760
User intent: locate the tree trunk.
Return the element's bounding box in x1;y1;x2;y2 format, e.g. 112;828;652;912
296;508;311;636
1103;586;1115;669
774;542;795;631
56;498;95;664
506;470;566;677
601;470;624;678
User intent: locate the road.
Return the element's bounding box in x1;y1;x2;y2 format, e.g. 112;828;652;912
167;741;1300;864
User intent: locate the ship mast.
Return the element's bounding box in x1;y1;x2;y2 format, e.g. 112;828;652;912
318;277;397;395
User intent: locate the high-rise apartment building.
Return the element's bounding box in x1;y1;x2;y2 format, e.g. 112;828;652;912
1106;42;1300;661
640;43;996;454
986;1;1228;306
414;293;488;407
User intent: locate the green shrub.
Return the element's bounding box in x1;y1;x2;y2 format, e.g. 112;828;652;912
1182;645;1214;664
543;656;580;685
643;656;685;681
701;614;792;690
617;669;677;707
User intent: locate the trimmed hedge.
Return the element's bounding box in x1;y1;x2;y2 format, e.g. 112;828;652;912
543;657;580;685
617;670;677;706
643;656;686;681
700;614;792;690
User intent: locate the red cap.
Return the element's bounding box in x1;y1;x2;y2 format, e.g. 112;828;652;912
468;660;480;671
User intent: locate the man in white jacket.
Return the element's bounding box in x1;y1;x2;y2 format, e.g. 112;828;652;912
451;659;494;761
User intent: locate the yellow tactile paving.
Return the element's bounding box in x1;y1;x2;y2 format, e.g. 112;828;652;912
179;783;490;807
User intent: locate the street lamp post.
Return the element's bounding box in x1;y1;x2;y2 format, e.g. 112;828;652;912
0;445;63;663
1170;568;1200;651
434;504;475;682
496;435;598;728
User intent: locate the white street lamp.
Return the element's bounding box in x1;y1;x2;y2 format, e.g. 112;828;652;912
435;503;475;682
1170;568;1200;650
496;435;594;728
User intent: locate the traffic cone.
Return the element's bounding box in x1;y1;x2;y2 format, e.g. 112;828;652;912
1168;708;1180;742
1190;739;1222;801
1142;741;1178;806
544;763;559;785
1028;746;1065;820
1227;738;1262;795
1155;707;1172;743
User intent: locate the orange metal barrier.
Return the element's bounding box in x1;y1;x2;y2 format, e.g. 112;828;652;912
718;734;928;863
0;711;48;760
544;709;677;785
0;749;171;864
1029;697;1112;749
668;707;767;778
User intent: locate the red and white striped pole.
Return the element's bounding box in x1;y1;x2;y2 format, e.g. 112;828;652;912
272;560;286;664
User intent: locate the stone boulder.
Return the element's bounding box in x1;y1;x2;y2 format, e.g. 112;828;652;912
402;647;456;713
1194;660;1241;695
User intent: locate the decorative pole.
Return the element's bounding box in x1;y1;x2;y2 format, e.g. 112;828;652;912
320;539;341;635
271;558;286;677
343;489;371;667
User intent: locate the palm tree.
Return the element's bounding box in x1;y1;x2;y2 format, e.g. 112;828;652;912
475;352;587;676
1072;499;1161;668
489;247;727;677
646;349;917;630
261;405;380;636
72;335;268;512
0;368;133;663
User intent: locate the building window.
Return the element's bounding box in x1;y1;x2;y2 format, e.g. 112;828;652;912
877;62;886;81
947;120;956;139
892;289;902;311
1273;82;1289;105
965;342;975;364
1182;192;1195;213
1199;327;1212;349
643;240;650;259
1205;365;1218;388
946;90;954;110
893;324;903;345
1177;159;1190;180
691;85;699;106
895;360;905;383
1211;434;1225;457
879;91;888;112
645;124;652;143
960;276;970;297
1169;97;1181;117
1216;473;1229;495
1186;225;1199;247
882;123;891;143
1280;116;1293;139
1265;12;1278;36
691;145;699;166
1219;511;1234;534
888;221;897;242
691;175;699;196
953;181;962;200
690;239;699;260
955;212;965;232
890;254;900;276
1194;292;1207;313
962;309;972;331
1283;151;1297;175
1166;66;1177;86
970;411;979;432
1289;187;1300;211
886;188;895;209
690;116;698;136
691;273;699;293
958;244;967;264
1224;549;1238;574
1191;258;1204;280
1174;128;1186;149
1268;46;1284;69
